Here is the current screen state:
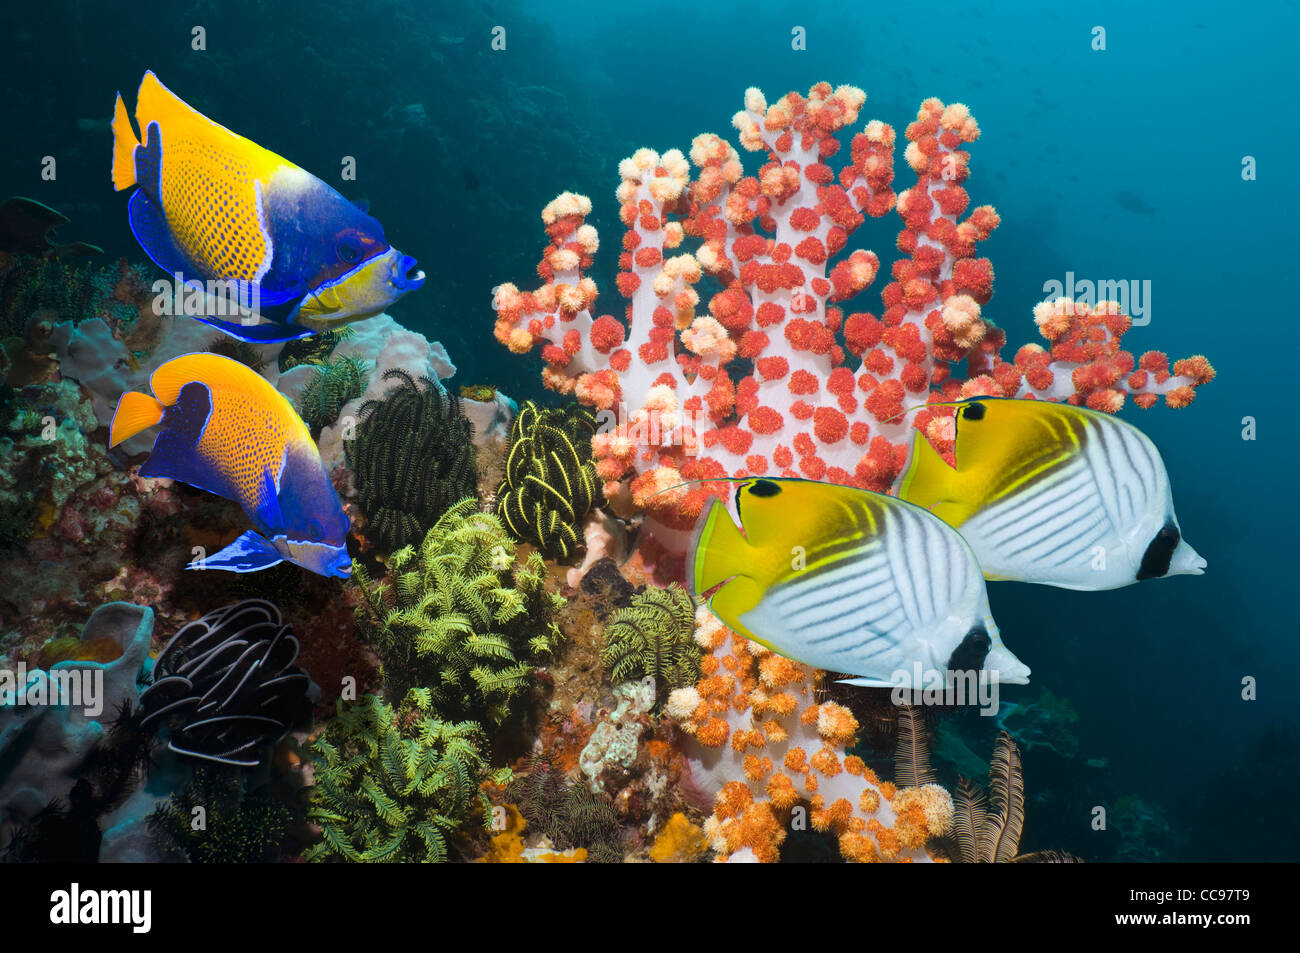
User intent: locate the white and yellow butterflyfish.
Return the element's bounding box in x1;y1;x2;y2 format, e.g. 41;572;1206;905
896;397;1206;591
687;477;1030;688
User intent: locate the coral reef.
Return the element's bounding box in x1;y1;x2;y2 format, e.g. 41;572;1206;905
306;690;503;863
139;600;317;767
941;731;1082;863
0;602;154;858
204;334;268;373
668;610;952;862
508;755;625;862
148;766;293;863
277;325;352;372
492;83;1214;575
296;355;369;435
351;498;564;725
311;313;458;471
997;688;1080;760
496;400;602;558
578;676;655;794
346;370;477;553
0;197;102;258
0;253;127;342
475;802;588;863
648;811;708;862
600;583;702;703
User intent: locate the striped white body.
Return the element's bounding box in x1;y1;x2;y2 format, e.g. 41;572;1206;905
958;412;1197;590
737;495;1029;687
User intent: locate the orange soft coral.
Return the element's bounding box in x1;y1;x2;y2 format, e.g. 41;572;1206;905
669;615;950;863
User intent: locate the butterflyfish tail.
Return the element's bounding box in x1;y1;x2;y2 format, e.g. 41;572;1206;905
109;390;164;447
687;498;749;597
110;93;139;192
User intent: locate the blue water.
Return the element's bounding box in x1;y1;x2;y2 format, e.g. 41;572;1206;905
3;0;1295;858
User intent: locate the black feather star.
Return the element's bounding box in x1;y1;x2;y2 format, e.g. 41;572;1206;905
346;369;477;553
139;600;315;768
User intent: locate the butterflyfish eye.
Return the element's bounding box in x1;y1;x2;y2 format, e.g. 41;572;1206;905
748;480;781;498
947;624;991;674
336;240;361;264
1136;520;1180;580
961;401;986;421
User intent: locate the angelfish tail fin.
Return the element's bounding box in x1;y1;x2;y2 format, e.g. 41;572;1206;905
687;497;749;597
109;390;164;447
111;92;139;191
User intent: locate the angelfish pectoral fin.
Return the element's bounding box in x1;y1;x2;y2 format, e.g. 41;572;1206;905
188;531;284;573
192;313;315;343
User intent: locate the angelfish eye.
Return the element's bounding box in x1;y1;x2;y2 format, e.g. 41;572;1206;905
307;520;324;542
336;241;361;264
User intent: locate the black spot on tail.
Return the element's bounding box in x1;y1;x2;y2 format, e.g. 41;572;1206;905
947;625;991;674
1137;520;1180;580
748;479;781;497
961;401;986;421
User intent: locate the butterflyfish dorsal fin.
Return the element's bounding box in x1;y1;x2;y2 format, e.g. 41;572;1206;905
895;427;973;526
688;497;750;595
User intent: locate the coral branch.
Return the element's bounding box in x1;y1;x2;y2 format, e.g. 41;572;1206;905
492;83;1215;569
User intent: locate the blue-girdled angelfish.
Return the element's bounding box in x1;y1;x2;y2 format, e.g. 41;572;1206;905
687;477;1030;688
109;353;351;578
895;397;1205;590
110;70;424;343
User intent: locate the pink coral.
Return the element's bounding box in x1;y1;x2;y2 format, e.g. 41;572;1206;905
492;84;1214;570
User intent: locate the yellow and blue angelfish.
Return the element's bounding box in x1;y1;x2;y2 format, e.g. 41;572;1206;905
109;353;351;578
896;397;1206;590
110;70;424;343
688;478;1030;688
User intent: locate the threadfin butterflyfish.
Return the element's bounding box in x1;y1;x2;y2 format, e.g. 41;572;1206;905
895;397;1205;590
687;478;1030;688
110;353;351;578
110;71;424;343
